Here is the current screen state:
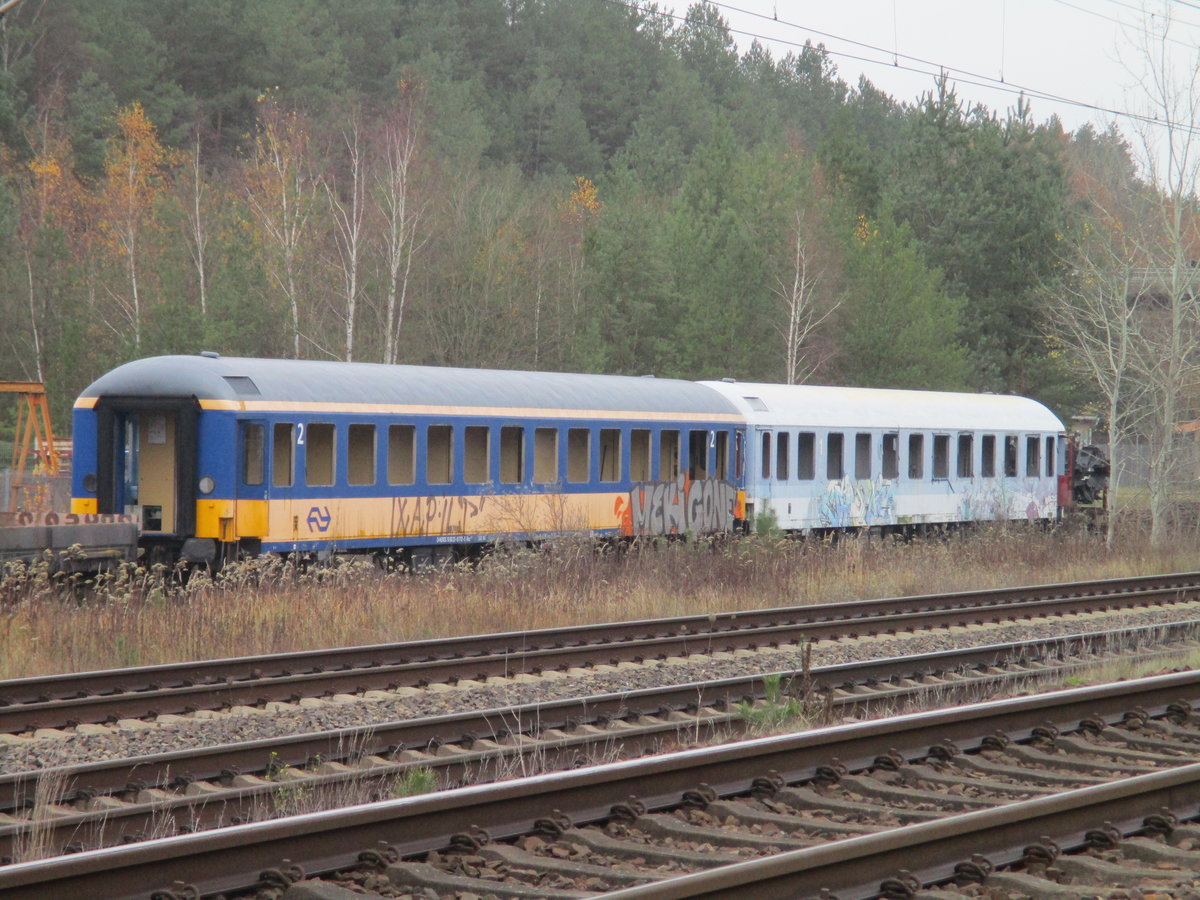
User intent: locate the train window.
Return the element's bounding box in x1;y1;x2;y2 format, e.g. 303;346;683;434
273;423;294;487
242;423;265;486
306;423;335;486
798;432;815;479
776;432;790;481
761;432;772;479
631;429;652;481
882;433;898;479
348;424;376;485
688;430;708;480
465;426;489;484
855;433;871;479
908;434;924;479
567;428;590;483
601;429;622;482
1026;436;1040;477
427;425;453;484
499;426;524;483
534;427;558;482
715;431;729;479
1045;436;1056;477
957;434;973;478
1004;435;1018;477
981;435;996;478
827;433;844;479
735;431;745;479
660;430;680;480
933;435;949;479
388;425;416;485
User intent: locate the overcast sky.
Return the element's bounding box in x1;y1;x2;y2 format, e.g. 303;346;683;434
671;0;1200;142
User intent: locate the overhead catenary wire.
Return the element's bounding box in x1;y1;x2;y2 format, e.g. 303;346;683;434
1056;0;1200;47
603;0;1200;140
704;0;1200;133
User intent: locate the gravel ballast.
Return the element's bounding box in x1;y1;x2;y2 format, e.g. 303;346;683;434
3;601;1200;774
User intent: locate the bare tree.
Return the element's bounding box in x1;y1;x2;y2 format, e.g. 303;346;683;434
775;210;837;385
326;111;367;361
243;97;320;360
1121;2;1200;546
1045;211;1142;547
97;103;171;354
372;87;426;365
0;0;47;76
179;129;210;322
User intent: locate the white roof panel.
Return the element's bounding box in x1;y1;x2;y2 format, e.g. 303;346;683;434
699;381;1064;433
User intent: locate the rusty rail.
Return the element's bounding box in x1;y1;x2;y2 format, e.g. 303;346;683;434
4;570;1200;734
5;647;1200;898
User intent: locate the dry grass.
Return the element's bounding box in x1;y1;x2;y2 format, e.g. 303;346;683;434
1;524;1197;679
9;758;74;863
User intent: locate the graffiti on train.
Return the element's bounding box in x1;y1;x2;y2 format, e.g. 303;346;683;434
618;476;740;536
390;494;490;536
8;511;140;527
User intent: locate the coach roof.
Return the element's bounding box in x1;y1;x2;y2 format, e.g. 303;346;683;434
78;355;743;418
699;381;1064;433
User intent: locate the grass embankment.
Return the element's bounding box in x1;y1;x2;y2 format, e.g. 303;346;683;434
0;526;1196;679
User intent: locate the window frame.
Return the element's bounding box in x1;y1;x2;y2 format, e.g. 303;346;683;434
305;422;336;487
932;434;950;480
827;432;844;480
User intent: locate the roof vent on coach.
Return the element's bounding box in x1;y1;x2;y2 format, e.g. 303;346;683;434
200;350;220;359
722;377;736;383
223;375;261;397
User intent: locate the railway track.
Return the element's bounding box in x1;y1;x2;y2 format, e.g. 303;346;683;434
3;618;1200;880
7;662;1200;898
4;570;1200;735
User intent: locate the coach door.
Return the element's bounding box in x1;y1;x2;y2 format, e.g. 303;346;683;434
236;420;271;541
134;411;177;532
95;398;198;535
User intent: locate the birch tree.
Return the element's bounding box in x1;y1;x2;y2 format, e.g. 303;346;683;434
16;103;78;382
1122;2;1200;546
372;83;425;365
242;95;320;360
326;110;366;361
1045;218;1141;548
97;102;171;354
177;129;211;322
775;209;837;385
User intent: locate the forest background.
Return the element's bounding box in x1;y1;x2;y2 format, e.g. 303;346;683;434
0;0;1180;443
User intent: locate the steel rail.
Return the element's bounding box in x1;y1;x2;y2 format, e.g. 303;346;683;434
4;662;1200;898
4;570;1200;733
601;761;1200;899
4;617;1194;818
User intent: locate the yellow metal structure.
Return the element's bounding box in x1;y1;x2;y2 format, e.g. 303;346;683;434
3;381;61;513
3;382;60;476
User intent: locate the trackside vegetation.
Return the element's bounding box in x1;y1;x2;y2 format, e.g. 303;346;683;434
1;526;1197;679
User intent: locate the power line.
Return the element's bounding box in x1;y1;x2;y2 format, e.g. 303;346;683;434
609;0;1200;139
1056;0;1200;51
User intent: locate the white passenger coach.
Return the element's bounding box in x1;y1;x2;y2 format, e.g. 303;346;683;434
701;381;1065;534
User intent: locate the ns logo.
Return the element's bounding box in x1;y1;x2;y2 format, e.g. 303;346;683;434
306;506;332;532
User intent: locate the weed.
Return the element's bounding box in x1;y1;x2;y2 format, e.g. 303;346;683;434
736;673;811;734
1;526;1198;679
10;758;73;863
391;766;437;798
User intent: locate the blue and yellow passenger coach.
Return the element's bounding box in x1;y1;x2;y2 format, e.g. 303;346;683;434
70;353;748;566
